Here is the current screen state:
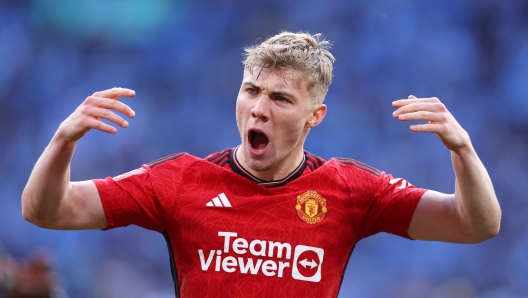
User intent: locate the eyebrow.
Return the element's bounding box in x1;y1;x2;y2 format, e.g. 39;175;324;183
243;82;297;100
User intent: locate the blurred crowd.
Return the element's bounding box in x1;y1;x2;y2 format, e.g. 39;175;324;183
0;0;527;297
0;249;67;298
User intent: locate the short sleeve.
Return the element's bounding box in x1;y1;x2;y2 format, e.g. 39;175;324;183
358;172;427;240
93;165;170;232
93;153;196;232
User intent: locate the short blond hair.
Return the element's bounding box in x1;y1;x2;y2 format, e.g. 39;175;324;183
243;31;335;103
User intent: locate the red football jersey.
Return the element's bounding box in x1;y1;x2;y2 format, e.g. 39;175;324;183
93;147;426;298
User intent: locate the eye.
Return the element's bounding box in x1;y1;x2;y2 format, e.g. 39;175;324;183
276;96;288;103
247;88;257;95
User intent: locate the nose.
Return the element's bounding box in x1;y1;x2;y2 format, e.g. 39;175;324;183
251;96;270;121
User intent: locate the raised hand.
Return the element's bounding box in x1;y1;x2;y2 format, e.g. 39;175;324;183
58;87;136;142
392;95;470;152
21;88;137;229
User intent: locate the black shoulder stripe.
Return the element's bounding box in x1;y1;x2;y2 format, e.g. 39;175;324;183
338;158;381;174
206;150;230;166
336;158;381;174
340;162;380;176
219;159;230;167
206;149;229;162
306;155;320;168
149;153;186;168
310;154;323;167
338;161;381;176
213;153;230;166
305;155;317;165
148;153;180;165
355;160;380;173
305;154;326;171
206;153;221;162
307;161;317;171
305;151;325;168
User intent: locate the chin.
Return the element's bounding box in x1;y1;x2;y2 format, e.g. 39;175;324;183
244;152;274;173
246;158;272;173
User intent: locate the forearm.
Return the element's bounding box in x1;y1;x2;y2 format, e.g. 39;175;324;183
22;131;77;225
21;88;135;229
395;96;501;243
452;143;501;240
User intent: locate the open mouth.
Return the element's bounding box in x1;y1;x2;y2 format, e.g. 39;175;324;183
249;129;269;151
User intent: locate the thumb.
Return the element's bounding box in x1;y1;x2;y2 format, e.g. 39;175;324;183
408;95;417;99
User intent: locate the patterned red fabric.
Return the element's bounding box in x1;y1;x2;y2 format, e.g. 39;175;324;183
93;148;426;298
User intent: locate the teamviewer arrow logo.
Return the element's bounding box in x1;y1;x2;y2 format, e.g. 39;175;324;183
292;245;324;282
299;259;318;269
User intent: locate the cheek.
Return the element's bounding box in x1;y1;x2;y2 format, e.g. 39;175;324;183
278;115;306;142
235;105;242;135
236;99;250;117
235;101;244;124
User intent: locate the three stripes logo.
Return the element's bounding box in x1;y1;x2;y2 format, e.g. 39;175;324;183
206;193;232;208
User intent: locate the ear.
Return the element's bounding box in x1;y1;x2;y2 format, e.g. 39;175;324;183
305;104;327;128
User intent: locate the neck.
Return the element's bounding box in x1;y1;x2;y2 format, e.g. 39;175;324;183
235;146;305;181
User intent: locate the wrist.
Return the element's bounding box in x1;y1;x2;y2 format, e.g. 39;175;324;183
55;122;82;144
451;140;476;159
449;130;473;154
52;129;79;149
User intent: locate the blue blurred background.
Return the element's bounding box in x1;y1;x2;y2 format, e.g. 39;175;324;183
0;0;526;297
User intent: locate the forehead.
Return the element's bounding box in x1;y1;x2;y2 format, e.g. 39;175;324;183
242;67;309;92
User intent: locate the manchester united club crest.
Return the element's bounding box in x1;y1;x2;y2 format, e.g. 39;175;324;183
295;190;327;224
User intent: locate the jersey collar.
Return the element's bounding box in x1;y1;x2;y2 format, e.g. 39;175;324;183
229;146;306;188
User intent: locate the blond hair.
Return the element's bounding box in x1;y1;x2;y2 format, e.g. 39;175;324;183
243;31;335;103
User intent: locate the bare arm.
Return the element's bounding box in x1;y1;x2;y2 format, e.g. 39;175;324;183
392;96;501;243
22;88;136;230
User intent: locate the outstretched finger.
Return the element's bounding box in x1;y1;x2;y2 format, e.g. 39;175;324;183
92;87;135;99
392;96;440;108
86;107;129;128
409;123;446;133
85;117;118;134
396;111;447;122
87;96;136;118
393;102;446;118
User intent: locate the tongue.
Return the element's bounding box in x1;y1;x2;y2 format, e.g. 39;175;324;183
251;132;269;150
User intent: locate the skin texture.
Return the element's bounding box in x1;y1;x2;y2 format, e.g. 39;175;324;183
21;88;135;230
235;68;326;181
394;96;501;243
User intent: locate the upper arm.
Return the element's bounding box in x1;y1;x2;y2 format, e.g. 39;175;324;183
56;180;108;230
407;190;477;243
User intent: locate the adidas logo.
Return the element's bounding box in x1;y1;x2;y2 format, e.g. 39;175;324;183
206;193;232;207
